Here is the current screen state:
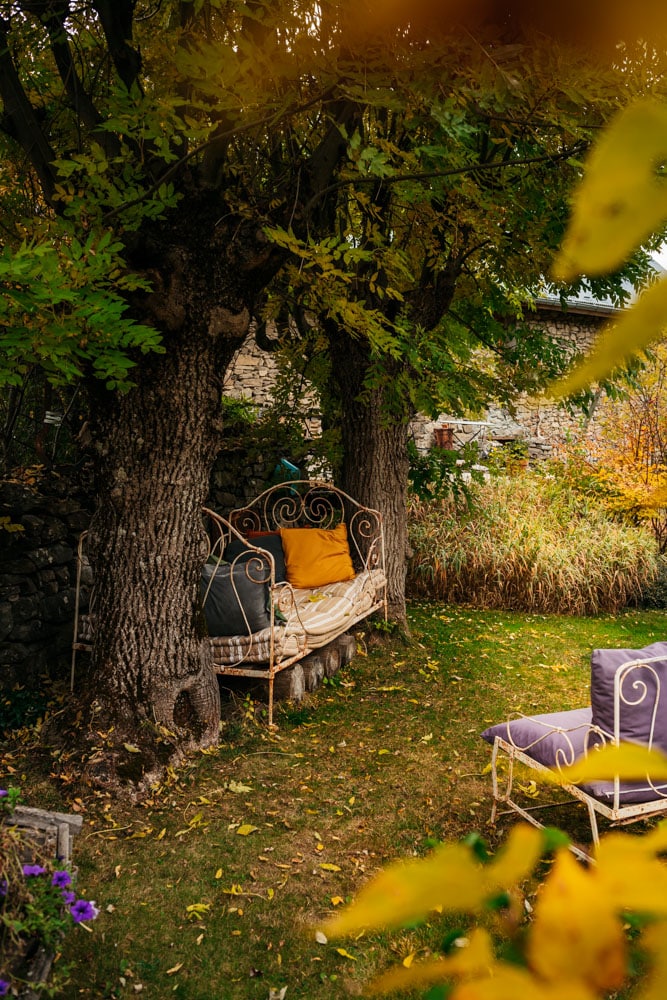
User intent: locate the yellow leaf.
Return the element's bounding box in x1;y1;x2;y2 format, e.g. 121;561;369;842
402;952;416;968
336;947;357;961
320;863;341;872
377;749;390;755
227;780;253;794
267;888;275;900
555;742;667;787
548;278;667;398
528;850;626;992
318;825;542;937
215;868;223;879
553;100;667;280
156;828;167;840
236;824;259;836
166;963;183;976
368;928;494;996
123;743;140;753
518;781;540;799
331;896;344;906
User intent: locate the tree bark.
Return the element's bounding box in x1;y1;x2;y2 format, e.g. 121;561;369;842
328;333;410;626
80;206;276;773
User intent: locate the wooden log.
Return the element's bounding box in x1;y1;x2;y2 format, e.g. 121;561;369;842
301;653;326;692
322;645;341;679
335;633;357;667
271;664;306;703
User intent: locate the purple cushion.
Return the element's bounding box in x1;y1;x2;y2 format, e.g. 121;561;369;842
481;708;592;769
590;642;667;753
481;707;667;805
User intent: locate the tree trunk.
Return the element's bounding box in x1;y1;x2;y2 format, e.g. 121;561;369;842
86;335;225;756
328;334;410;626
79;206;275;780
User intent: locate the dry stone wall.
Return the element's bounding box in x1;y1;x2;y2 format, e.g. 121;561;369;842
0;479;91;690
224;310;610;461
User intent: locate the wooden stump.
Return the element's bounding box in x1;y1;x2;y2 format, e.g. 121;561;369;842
301;653;326;692
271;664;306;703
335;633;357;667
3;806;83;1000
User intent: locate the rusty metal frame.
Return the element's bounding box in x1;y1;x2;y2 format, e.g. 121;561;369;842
208;480;386;725
72;482;386;728
488;655;667;862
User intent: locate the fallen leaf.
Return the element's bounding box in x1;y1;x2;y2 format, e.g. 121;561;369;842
123;743;140;753
320;863;341;872
236;824;259;836
315;930;328;944
403;953;416;968
331;896;344;906
227;781;253;794
336;947;358;961
166;963;183;976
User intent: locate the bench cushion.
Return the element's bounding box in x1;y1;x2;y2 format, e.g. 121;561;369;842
590;642;667;753
280;524;355;588
209;568;386;665
481;707;667;805
201;560;272;637
481;708;592;769
223;533;287;583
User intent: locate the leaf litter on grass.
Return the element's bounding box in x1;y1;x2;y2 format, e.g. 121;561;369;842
7;604;667;998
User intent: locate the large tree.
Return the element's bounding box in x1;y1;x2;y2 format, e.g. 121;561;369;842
261;34;665;623
0;0;450;774
2;1;665;779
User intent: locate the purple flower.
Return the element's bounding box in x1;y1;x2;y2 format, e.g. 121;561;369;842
22;864;46;877
51;870;72;889
0;790;7;798
61;890;76;906
0;878;7;897
69;898;99;923
0;978;10;996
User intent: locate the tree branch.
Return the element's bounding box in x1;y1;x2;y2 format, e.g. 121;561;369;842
91;0;142;93
0;23;57;204
302;141;588;215
43;6;120;157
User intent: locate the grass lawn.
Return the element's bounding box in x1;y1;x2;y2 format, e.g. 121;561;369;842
6;602;667;999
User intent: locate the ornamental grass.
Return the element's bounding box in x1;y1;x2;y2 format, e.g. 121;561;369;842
407;468;659;615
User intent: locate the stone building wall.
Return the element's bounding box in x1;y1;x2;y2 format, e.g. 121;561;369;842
413;308;608;458
0;479;91;689
223;308;611;461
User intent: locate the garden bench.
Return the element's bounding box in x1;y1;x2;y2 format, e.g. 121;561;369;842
481;642;667;860
72;481;386;726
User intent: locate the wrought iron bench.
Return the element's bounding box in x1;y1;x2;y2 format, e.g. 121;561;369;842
481;643;667;860
72;480;386;726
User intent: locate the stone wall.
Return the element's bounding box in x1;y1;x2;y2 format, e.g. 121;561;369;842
224;309;610;461
0;479;91;689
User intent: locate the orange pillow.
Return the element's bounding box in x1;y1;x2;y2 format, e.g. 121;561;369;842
280;524;355;589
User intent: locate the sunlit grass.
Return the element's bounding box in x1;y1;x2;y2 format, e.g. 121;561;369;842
7;603;667;999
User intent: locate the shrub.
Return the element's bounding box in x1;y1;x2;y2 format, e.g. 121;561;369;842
407;468;659;615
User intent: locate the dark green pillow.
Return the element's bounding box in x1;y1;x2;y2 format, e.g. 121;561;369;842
223;533;287;583
201;560;272;637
